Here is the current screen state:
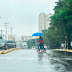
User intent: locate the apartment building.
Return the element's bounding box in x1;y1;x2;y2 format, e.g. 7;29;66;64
39;13;52;33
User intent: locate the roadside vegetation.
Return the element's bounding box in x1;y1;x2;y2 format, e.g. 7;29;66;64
43;0;72;49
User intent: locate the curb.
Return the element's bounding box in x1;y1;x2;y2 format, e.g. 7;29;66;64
52;49;72;53
1;48;22;54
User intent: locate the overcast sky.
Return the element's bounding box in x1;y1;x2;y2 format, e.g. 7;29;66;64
0;0;58;38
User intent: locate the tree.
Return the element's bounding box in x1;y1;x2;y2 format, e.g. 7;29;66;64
44;0;72;49
53;0;72;49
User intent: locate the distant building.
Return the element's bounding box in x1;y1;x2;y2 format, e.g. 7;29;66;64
39;13;52;32
21;36;35;41
8;35;15;40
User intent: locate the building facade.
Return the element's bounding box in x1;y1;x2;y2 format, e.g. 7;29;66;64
8;35;15;40
39;13;52;33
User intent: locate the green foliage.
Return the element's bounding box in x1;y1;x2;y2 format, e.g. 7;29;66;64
27;39;37;49
43;0;72;49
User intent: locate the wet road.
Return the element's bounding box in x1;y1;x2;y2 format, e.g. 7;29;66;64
0;49;72;72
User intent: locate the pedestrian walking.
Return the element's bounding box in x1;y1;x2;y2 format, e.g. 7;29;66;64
36;36;46;52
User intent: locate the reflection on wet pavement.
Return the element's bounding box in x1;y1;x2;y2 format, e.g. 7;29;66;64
0;49;72;72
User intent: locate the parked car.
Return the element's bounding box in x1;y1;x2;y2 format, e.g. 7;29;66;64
61;43;66;49
21;42;28;49
6;40;16;49
0;35;3;39
0;39;6;50
16;42;22;48
32;46;35;49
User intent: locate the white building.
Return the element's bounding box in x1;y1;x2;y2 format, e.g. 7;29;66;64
39;13;52;32
8;35;15;40
21;36;35;41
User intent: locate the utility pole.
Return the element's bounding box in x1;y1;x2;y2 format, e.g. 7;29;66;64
10;27;13;36
0;17;2;35
30;21;32;49
1;30;3;35
4;22;8;40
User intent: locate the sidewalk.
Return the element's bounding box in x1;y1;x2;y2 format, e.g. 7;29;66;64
52;49;72;52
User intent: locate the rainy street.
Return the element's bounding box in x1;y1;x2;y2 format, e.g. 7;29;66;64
0;0;72;72
0;49;72;72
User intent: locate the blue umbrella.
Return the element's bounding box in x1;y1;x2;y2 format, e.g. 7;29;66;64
32;32;44;36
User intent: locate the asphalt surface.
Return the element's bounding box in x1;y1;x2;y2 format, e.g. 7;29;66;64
0;49;72;72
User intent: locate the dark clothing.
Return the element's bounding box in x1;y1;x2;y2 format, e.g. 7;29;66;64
38;37;43;44
37;37;46;51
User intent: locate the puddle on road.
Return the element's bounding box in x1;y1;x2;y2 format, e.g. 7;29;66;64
0;50;72;72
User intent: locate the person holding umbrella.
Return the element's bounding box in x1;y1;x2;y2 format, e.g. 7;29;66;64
37;36;43;52
37;36;46;52
32;32;46;52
